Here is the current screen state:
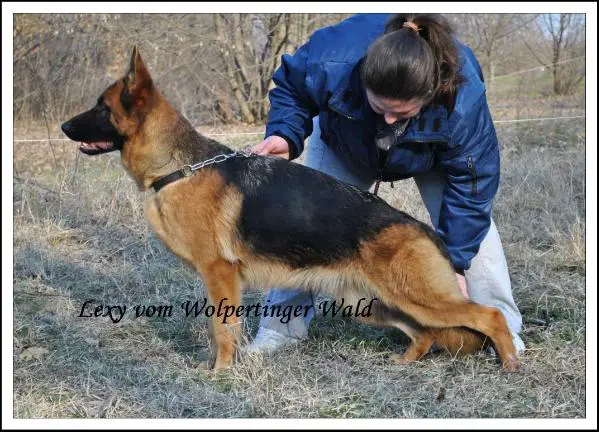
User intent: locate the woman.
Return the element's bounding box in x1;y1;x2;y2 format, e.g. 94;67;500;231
247;13;525;354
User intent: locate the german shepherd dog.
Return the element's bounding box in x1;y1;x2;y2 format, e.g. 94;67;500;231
61;47;519;371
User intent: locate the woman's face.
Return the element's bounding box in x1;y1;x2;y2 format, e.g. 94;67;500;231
366;89;424;125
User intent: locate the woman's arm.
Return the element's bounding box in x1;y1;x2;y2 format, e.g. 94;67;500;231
264;43;321;160
436;93;501;272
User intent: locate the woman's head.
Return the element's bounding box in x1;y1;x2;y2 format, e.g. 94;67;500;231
361;14;462;121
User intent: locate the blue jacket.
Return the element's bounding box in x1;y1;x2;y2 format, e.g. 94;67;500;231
265;13;500;271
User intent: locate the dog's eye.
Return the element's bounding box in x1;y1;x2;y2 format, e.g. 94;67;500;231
96;103;109;114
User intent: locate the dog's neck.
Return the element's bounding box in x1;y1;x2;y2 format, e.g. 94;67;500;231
120;94;233;191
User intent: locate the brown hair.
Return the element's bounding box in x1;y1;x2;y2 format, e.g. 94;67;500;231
361;14;463;110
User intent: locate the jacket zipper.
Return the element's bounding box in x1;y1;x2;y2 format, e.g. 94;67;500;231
396;138;447;145
329;105;382;184
467;156;478;196
328;105;357;121
328;107;447;184
377;137;447;182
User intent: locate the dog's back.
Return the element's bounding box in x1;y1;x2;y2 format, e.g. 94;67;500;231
215;155;445;268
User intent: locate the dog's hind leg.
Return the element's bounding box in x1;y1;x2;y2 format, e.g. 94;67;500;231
398;251;517;369
401;300;519;370
354;295;485;363
355;300;435;364
360;297;513;367
390;332;435;364
360;226;519;370
350;287;489;364
389;328;488;364
199;258;242;370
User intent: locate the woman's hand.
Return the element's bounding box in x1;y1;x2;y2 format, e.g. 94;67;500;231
251;136;290;159
456;272;469;299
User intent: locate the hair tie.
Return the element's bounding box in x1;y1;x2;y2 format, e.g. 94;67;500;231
402;21;420;34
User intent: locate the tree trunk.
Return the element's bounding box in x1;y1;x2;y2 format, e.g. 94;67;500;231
214;14;256;124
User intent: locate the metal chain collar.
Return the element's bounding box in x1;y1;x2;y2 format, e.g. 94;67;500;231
180;146;253;177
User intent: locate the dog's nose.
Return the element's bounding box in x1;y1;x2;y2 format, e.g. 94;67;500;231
61;121;73;135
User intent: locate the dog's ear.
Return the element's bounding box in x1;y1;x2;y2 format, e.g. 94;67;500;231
126;45;153;93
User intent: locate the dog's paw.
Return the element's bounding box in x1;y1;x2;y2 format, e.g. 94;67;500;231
389;353;412;365
501;354;521;372
196;361;232;376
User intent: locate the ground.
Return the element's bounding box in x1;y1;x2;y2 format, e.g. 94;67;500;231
12;114;586;418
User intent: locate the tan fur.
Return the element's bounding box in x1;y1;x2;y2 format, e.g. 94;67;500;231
144;172;245;369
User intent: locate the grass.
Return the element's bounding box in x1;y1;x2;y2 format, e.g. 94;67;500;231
487;64;585;102
12;117;586;418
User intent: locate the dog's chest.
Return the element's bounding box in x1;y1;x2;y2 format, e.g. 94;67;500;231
143;190;237;268
143;196;198;265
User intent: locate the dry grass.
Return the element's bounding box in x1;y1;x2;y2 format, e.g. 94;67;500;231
12;119;586;418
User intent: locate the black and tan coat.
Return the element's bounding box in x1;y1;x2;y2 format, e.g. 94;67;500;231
61;47;519;371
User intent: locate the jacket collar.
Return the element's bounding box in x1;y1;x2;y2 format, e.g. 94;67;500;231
327;60;452;143
398;104;451;143
327;60;368;121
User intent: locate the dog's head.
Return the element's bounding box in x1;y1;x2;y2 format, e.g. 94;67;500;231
61;46;154;155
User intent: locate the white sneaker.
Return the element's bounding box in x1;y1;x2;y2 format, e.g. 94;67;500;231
242;327;302;354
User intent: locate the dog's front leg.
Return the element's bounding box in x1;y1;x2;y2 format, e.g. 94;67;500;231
200;258;242;370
